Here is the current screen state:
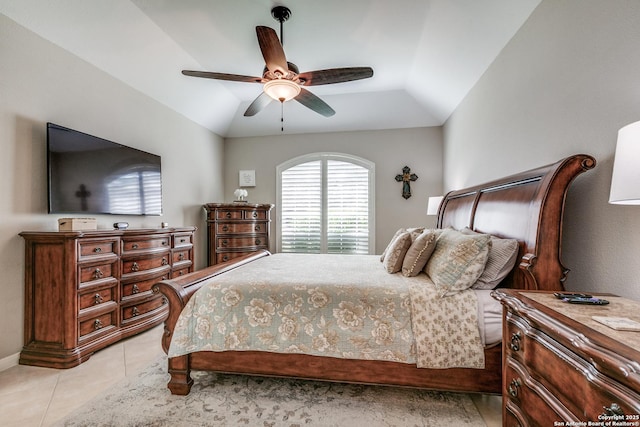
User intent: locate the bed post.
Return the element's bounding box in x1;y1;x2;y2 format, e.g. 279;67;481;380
167;355;193;395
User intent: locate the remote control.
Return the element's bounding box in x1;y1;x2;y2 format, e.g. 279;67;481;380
562;297;609;305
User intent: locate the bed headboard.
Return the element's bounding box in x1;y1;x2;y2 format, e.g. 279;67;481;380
436;154;595;291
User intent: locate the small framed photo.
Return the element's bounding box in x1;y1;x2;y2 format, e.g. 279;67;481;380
239;170;256;187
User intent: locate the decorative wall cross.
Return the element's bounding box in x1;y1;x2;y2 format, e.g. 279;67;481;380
395;166;418;199
75;184;91;211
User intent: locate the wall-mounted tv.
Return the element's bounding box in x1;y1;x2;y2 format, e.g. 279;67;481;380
47;123;163;216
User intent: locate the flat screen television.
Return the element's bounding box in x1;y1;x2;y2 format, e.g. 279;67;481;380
47;122;163;216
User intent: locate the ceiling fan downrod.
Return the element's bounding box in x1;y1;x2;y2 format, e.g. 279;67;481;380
271;6;291;44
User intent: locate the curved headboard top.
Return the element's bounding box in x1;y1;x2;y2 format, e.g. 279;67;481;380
437;154;596;291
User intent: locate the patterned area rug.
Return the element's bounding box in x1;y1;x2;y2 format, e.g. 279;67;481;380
56;357;487;427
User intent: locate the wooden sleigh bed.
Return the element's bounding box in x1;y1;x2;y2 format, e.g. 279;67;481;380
155;154;595;396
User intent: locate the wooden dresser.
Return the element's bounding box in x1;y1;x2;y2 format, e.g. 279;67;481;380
204;203;273;266
19;227;195;368
493;289;640;426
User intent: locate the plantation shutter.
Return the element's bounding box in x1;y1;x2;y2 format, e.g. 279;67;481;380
279;156;371;254
280;160;322;253
326;160;369;254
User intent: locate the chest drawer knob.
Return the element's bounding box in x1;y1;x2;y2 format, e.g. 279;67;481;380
132;307;140;317
93;268;104;279
255;238;262;245
508;378;521;398
222;225;229;232
93;247;102;253
221;239;228;247
222;255;229;262
178;253;185;261
510;332;522;352
132;284;140;294
94;319;103;330
162;257;168;266
602;403;624;417
132;243;139;249
94;293;103;305
226;212;232;218
255;225;261;231
131;262;139;272
252;212;258;218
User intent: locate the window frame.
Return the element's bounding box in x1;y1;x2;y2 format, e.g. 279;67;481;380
276;152;375;254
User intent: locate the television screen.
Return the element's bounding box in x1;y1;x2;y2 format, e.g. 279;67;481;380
47;123;163;216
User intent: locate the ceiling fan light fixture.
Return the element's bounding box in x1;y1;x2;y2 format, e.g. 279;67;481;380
263;79;301;102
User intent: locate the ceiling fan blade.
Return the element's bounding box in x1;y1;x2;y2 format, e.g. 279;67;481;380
297;67;374;86
294;88;335;117
256;26;288;75
182;70;262;83
244;92;273;117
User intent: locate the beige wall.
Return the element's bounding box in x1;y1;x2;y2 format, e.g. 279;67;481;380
0;15;225;363
223;128;443;254
444;0;640;300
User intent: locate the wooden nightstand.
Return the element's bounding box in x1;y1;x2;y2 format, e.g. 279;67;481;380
492;289;640;426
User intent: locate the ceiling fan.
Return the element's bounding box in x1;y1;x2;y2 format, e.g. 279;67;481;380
181;6;374;119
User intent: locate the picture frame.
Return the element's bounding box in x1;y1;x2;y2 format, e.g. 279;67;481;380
239;170;256;187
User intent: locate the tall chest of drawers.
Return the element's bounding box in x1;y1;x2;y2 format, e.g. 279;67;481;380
19;227;195;368
492;289;640;426
204;203;273;265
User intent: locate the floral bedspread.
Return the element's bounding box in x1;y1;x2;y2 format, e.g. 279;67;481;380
168;253;484;369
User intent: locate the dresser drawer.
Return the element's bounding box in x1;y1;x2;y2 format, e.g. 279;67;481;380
79;305;117;341
216;210;243;220
78;238;118;261
216;235;267;249
122;254;170;275
122;236;170;252
216;251;251;264
521;323;640;420
121;274;167;300
79;261;118;287
173;232;193;248
172;266;191;278
172;248;192;264
216;222;268;234
121;296;167;323
504;358;577;425
79;285;117;311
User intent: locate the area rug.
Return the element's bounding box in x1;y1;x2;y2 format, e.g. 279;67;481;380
55;356;487;427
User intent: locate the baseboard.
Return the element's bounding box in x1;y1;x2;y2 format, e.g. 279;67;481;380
0;352;20;372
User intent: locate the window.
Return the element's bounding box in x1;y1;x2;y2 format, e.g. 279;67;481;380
277;153;375;254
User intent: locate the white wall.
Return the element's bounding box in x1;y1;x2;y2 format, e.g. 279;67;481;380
444;0;640;300
0;15;225;362
223;128;443;254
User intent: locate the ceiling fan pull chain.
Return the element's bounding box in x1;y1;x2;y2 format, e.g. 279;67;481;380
281;101;285;132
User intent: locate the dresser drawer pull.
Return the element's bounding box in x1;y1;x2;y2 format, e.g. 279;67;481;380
93;268;104;279
222;225;229;232
162;257;168;266
508;378;521;398
131;262;139;272
132;284;140;294
226;212;232;218
162;240;168;245
178;253;185;261
602;403;624;417
255;238;261;245
178;270;184;276
222;255;229;262
93;247;102;253
510;332;522;352
255;225;261;231
221;239;228;247
132;307;140;317
94;319;103;330
180;238;186;243
132;243;139;249
94;293;103;305
252;212;258;218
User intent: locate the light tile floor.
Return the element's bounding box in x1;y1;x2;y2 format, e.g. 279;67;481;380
0;326;502;426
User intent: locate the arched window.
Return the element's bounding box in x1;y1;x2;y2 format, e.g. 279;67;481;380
277;153;375;254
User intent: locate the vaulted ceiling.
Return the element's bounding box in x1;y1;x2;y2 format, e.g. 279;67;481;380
1;0;540;137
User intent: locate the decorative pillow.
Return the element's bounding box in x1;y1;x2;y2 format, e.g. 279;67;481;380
402;229;438;277
382;231;412;273
424;228;492;297
380;228;406;262
461;228;519;289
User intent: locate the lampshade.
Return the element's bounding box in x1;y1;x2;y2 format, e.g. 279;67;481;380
609;121;640;205
263;79;301;102
427;196;443;215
